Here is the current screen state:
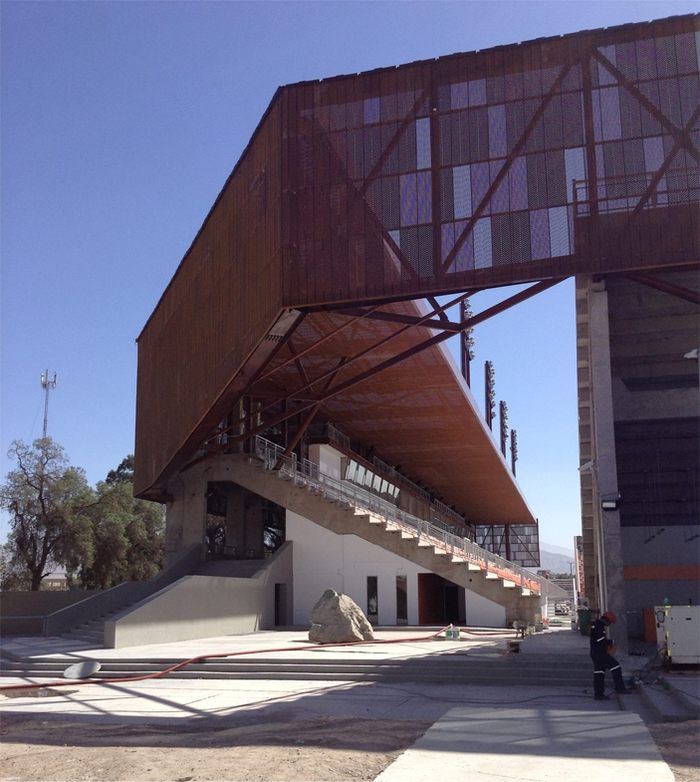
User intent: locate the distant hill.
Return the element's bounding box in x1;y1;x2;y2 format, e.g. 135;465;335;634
536;542;575;575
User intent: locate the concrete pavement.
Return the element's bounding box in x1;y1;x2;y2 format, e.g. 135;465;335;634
0;627;683;781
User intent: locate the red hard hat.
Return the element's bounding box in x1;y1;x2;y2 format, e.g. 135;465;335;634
602;611;617;623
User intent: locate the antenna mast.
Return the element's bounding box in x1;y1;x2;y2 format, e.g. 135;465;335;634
40;370;57;438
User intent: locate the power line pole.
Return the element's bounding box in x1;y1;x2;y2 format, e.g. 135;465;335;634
40;370;57;438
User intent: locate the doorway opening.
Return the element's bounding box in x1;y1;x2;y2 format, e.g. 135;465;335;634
418;573;465;625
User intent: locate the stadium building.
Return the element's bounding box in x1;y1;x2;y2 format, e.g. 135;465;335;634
128;13;698;648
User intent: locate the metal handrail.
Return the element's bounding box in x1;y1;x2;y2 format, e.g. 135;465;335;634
5;543;204;638
253;436;546;595
572;171;699;216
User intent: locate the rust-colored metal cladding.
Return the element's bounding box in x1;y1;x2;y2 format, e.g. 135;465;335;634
280;13;699;307
135;14;700;518
134;98;284;496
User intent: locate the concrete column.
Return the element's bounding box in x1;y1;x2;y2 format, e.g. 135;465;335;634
244;494;266;558
164;471;207;567
225;486;247;555
588;281;627;652
504;595;540;627
222;485;266;558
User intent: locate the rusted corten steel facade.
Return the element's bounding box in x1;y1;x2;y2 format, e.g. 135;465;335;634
278;12;698;308
135;15;699;519
136;99;283;493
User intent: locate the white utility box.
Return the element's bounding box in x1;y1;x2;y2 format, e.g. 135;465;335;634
654;604;700;664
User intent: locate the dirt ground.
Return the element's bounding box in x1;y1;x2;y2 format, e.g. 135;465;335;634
648;720;700;782
0;713;431;782
0;711;697;782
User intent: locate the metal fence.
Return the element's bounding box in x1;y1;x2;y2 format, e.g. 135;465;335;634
573;170;700;216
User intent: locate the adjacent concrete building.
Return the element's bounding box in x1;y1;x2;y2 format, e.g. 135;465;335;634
577;270;699;644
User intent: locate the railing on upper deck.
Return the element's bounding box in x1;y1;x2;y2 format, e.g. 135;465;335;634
573;170;699;217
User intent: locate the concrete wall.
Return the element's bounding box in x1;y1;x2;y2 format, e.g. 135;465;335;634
622;526;700;613
464;591;506;628
1;590;98;636
287;511;505;628
106;575;264;648
1;590;96;616
580;272;699;643
105;542;293;648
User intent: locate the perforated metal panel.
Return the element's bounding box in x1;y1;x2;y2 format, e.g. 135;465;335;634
281;15;699;306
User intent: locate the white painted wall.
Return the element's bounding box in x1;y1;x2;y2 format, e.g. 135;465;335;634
294;444;506;627
287;511;505;628
308;444;343;480
288;511;426;625
464;590;506;627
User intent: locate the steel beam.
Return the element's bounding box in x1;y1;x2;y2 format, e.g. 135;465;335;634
629;106;700;218
593;49;700;163
623;272;700;305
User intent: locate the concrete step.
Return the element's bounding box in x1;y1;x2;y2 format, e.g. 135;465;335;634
61;619;105;646
61;631;104;643
638;680;699;722
0;653;593;687
59;613;116;645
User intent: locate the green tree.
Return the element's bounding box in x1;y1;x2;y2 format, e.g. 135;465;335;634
105;454;134;486
78;456;164;589
0;438;94;590
0;542;31;591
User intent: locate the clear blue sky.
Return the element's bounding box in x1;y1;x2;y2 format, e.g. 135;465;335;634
2;0;696;551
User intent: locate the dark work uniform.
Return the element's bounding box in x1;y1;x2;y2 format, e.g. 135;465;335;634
590;618;625;698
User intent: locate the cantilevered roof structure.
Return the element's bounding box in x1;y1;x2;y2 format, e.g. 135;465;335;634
135;13;699;538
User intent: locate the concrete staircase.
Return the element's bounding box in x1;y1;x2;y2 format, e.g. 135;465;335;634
220;444;556;624
60;618;107;646
49;439;556;649
0;649;593;688
60;608;125;647
54;560;268;648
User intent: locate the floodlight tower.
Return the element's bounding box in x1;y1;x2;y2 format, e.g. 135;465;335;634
40;370;57;438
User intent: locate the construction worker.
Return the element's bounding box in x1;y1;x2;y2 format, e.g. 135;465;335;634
590;610;629;699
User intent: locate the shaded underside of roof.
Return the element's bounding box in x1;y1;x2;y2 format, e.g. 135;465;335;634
254;299;535;524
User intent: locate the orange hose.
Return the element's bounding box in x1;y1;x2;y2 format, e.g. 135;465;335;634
0;626;461;693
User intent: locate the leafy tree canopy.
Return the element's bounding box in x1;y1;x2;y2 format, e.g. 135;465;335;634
105;455;134;485
0;438;95;590
1;442;165;592
0;541;32;591
76;456;164;590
